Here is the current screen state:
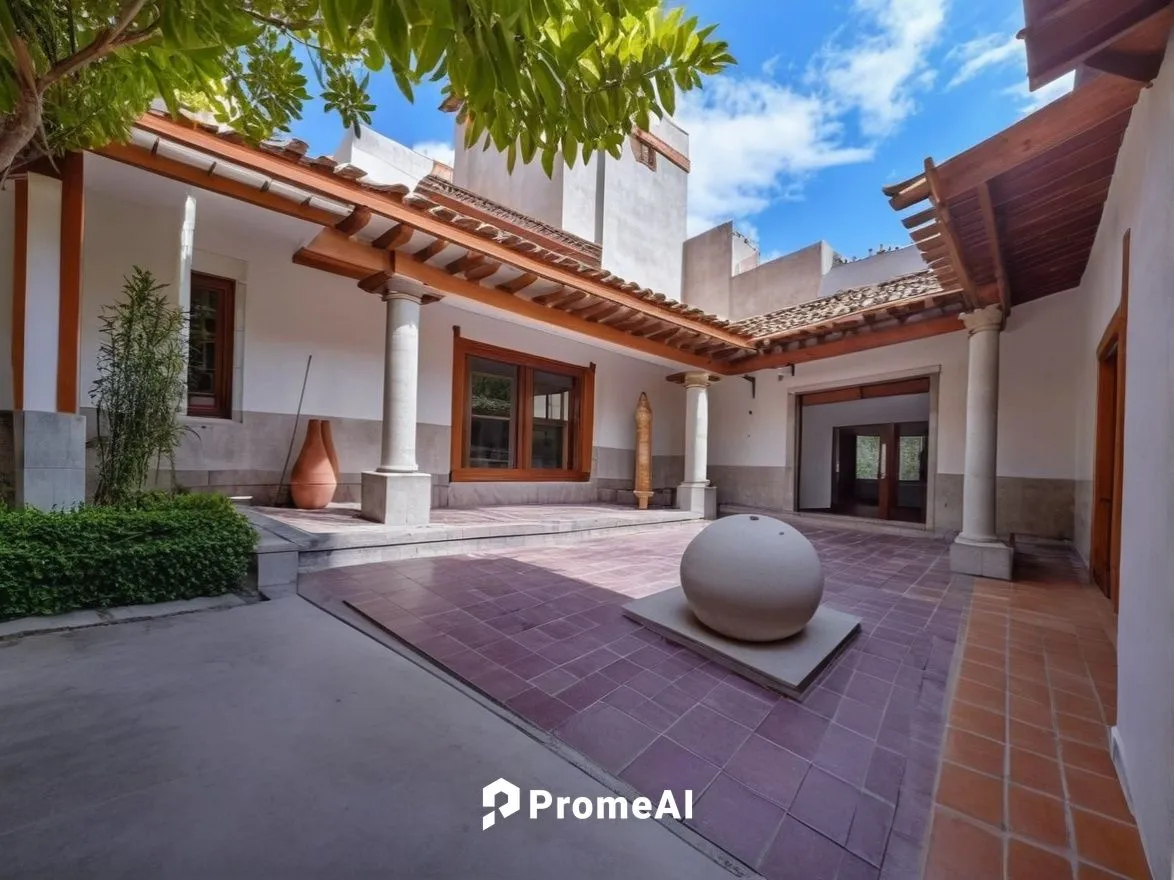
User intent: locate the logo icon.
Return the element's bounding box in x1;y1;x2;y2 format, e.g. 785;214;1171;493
482;778;521;830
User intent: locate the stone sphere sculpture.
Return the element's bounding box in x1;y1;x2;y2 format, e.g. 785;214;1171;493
680;514;824;642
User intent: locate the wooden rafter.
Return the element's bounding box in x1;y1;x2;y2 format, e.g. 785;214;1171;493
414;238;449;262
464;260;501;282
373;223;413;250
335;206;372;236
923;159;978;307
446;253;485;276
496;272;538;294
976;182;1010;312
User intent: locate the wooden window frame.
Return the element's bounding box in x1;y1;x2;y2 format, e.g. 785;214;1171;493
186;271;236;419
450;332;595;483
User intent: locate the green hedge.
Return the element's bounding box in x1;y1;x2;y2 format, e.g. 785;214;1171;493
0;493;257;620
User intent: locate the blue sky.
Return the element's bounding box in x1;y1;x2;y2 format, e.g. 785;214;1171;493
288;0;1074;261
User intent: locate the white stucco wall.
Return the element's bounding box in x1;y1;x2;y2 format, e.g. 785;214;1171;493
818;245;927;297
1070;36;1174;877
451;125;565;231
798;393;930;509
78;161;687;470
335;126;436;191
709;289;1084;485
0;187;14;409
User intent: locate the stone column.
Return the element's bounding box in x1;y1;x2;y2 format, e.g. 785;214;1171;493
360;285;433;525
950;305;1013;579
676;371;718;519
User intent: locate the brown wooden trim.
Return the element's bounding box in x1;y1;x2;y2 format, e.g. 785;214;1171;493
130;114;751;350
186;272;236;419
977;181;1011;314
450;335;593;482
12;179;28;410
800;376;931;408
57;152;84;413
632;128;691;173
373;223;413;250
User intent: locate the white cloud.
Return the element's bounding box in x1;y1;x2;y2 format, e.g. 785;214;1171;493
947;33;1022;88
678;78;874;234
1008;71;1075;114
678;0;947;235
411;140;455;167
814;0;949;138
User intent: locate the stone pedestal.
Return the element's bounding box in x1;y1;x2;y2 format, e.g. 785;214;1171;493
950;536;1014;581
360;471;432;526
677;482;717;519
12;411;86;510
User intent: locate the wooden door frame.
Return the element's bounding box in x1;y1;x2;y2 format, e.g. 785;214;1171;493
1090;230;1129;610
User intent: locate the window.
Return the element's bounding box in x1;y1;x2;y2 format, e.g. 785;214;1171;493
855;434;880;480
187;272;235;418
898;435;927;482
452;335;595;481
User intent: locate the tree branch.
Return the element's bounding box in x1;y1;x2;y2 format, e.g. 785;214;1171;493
40;0;153;90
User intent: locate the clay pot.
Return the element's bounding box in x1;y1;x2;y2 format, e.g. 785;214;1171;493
290;419;339;509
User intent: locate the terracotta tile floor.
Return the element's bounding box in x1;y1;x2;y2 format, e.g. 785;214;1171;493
923;542;1148;880
307;522;969;878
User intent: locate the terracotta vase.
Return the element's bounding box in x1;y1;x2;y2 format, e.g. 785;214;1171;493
290;419;339;509
634;392;654;510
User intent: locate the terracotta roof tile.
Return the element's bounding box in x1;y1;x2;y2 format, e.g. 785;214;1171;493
730;270;946;339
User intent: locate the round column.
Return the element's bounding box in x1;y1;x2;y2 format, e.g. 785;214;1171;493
377;290;423;473
683;371;712;485
959;305;1004;543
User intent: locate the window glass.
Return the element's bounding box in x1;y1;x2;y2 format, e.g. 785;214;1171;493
467;357;517;468
899;435;926;481
855;435;880;480
187;273;233;418
530;370;575;469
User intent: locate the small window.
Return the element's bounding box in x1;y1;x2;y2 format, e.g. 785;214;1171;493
898;435;927;482
187;272;235;418
453;336;594;481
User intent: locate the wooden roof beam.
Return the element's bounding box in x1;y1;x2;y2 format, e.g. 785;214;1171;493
373;222;413;250
414;238;449;262
924;158;979;308
977;182;1011;313
335;206;372;237
464;260;502;282
496;272;538;294
445;253;486;276
1083;47;1165;83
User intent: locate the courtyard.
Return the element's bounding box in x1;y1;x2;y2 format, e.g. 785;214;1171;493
1;521;1143;879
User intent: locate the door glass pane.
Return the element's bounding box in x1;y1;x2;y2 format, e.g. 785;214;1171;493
898;435;926;481
531;370;575;470
187;283;221;411
855;435;880;479
467;357;517;468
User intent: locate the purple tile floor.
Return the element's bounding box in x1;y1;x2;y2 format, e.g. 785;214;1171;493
306;522;968;879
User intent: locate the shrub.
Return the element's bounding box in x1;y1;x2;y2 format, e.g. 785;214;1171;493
91;267;189;506
0;493;257;620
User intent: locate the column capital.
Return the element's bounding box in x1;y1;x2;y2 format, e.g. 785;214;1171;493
667;371;721;388
959;304;1004;334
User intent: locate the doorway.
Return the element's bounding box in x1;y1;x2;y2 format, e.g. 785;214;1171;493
796;377;933;525
830;422;929;523
1091;230;1129;608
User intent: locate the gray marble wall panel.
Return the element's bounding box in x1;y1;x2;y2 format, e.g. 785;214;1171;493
934;473;1074;540
708;465;790;511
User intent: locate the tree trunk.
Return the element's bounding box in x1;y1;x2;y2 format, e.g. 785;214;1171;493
0;88;44;175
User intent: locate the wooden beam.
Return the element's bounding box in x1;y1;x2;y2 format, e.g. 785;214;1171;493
924;159;979;307
1083;48;1165;83
901;206;938;229
464;260;501;282
293;228;395;281
496;272;538;294
414;238;449;262
335;205;372;237
445;253;485;275
533;288;587;308
887;175;932;211
934;75;1143;198
358;270;394;293
57;152;84;413
373;223;413;250
977;182;1011;313
131;113;753;350
577;301;624;322
96;140;340;227
1024;0;1171;89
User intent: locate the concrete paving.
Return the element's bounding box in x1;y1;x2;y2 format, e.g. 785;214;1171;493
0;600;738;880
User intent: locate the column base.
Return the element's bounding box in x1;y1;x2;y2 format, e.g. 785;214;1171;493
360;471;432;526
950;535;1014;580
7;411;86;510
677;482;717;519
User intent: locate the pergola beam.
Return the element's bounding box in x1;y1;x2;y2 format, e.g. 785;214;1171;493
977;182;1011;313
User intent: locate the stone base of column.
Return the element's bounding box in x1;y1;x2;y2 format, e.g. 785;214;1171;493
677;482;717;520
360;471;432;526
950;535;1013;580
7;411;87;510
